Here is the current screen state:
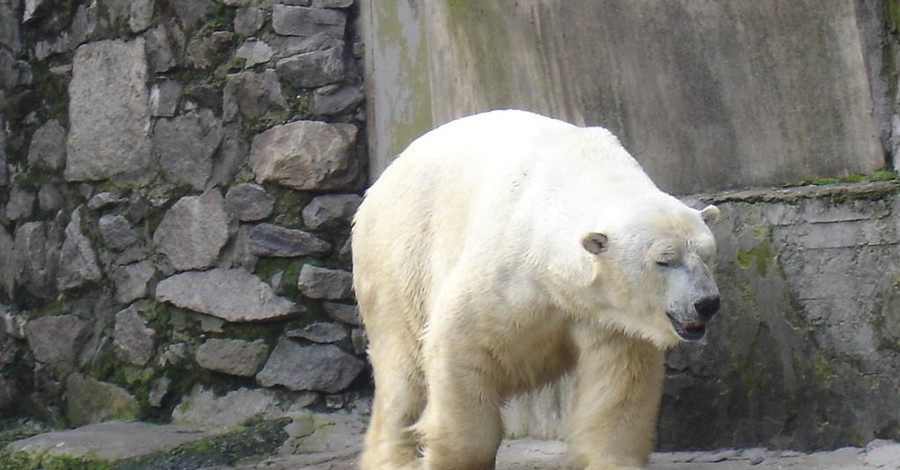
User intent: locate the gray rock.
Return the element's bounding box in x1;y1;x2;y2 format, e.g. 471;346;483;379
0;228;14;299
256;339;364;393
113;305;155;366
27;119;66;170
223;70;287;122
57;207;102;291
24;315;87;369
112;261;155;304
65;374;140;426
155;268;300;322
217;224;258;271
286;322;347;343
302;194;361;230
153;191;229;271
0;375;19;414
23;0;50;22
6;186;34;221
37;183;63;212
5;421;211;463
0;117;7;186
14;221;60;299
275;46;344;87
149;80;182;117
86;192;123;210
0;48;30;89
185;30;232;69
297;264;353;299
224;183;274;221
223;0;275;6
236;39;274;67
172;386;280;429
250;120;358;190
153;109;223;190
322;301;360;325
310;85;364;116
312;0;353;7
70;2;98;47
249;223;332;257
195;338;269;377
1;304;26;339
144;25;177;73
268;33;341;61
0;0;20;53
148;376;172;407
171;0;215;31
102;0;131;23
129;0;154;32
65;39;152;182
272;5;345;38
351;327;367;355
234;7;265;36
99;214;138;250
208;124;248;188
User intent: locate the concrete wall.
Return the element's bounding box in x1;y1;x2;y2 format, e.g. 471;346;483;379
362;0;888;194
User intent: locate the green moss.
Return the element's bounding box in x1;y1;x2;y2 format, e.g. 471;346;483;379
109;418;290;470
199;4;236;35
270;188;312;228
24;300;67;319
887;0;900;34
870;169;898;181
736;240;773;277
813;355;834;381
786;170;898;188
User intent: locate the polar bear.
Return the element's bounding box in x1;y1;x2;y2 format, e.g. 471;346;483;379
352;110;721;470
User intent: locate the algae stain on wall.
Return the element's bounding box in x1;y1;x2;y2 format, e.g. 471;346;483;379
362;0;433;179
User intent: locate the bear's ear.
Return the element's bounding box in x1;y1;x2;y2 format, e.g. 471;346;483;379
700;205;720;226
581;232;609;255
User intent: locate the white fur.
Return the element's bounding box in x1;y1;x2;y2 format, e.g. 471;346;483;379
352;110;719;470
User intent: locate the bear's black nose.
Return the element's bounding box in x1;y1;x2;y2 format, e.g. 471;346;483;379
695;296;720;322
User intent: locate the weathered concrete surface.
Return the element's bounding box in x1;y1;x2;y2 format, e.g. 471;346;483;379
362;0;886;193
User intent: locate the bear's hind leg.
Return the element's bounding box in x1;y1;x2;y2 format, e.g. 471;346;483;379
360;329;428;470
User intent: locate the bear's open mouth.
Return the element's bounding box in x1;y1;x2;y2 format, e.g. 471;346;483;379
666;312;706;341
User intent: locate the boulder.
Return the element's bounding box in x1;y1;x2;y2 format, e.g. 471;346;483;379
65;39;152;182
153;191;229;271
249;223;331;257
256;339;364;393
250;120;358;190
155;268;300;322
113;305;155;366
195;338;269;377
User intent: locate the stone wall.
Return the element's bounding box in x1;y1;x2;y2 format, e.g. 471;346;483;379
0;0;369;428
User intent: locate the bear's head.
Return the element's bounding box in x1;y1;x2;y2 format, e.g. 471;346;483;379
579;199;721;349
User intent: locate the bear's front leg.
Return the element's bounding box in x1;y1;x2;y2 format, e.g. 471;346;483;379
416;344;504;470
566;330;665;470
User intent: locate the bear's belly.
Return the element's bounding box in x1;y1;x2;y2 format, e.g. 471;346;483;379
485;315;578;396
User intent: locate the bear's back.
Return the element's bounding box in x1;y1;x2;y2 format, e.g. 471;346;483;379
353;110;663;321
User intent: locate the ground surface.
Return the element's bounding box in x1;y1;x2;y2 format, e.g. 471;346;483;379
4;413;900;469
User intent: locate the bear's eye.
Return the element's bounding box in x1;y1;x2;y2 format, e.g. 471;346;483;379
656;252;679;268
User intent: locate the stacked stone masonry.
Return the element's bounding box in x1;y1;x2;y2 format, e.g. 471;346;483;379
0;0;368;429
